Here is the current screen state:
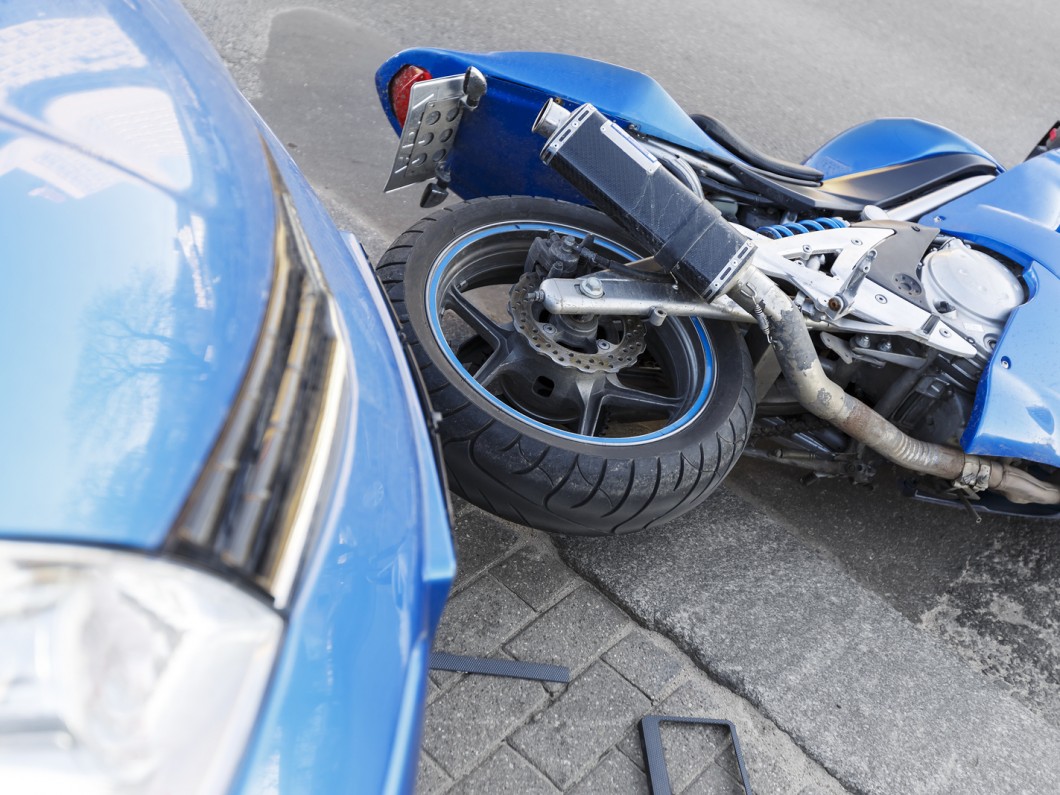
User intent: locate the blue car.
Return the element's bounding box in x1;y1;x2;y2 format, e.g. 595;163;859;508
0;2;454;793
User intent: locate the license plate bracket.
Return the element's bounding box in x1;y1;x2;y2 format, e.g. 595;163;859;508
384;74;468;193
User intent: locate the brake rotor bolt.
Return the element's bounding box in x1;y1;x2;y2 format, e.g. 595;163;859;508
542;323;556;336
579;276;605;298
875;294;888;304
597;339;613;351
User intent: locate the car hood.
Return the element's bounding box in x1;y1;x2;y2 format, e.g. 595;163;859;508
0;2;274;548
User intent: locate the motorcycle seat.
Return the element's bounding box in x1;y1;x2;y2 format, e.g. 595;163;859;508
691;114;824;182
729;151;1000;215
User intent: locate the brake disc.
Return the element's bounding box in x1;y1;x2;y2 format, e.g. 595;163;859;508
509;272;646;374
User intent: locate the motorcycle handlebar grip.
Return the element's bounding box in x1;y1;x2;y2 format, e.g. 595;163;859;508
535;102;754;299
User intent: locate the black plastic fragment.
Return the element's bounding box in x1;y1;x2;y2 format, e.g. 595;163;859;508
428;651;570;683
639;714;753;795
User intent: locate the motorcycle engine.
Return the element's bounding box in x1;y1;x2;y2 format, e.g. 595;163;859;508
887;238;1025;446
755;226;1028;475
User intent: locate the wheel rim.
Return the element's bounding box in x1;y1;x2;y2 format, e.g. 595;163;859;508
426;221;715;445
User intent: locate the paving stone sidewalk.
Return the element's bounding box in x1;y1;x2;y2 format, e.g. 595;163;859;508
418;499;848;794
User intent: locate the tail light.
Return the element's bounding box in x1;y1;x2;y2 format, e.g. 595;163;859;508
389;65;433;125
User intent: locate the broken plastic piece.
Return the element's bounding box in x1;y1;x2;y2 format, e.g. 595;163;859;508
639;714;753;795
428;651;570;683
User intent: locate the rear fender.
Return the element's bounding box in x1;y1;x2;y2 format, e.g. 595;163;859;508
376;48;726;202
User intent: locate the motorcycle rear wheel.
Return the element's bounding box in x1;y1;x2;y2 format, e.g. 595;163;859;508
376;196;754;535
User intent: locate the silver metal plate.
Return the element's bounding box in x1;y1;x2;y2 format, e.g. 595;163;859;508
384;74;466;193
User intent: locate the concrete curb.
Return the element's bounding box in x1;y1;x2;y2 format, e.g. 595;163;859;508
557;487;1060;794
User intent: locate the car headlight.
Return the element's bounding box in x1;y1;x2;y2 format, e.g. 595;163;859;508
0;541;282;794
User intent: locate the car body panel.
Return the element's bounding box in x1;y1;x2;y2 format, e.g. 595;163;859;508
0;2;455;794
229;129;454;795
0;1;274;547
227;130;451;795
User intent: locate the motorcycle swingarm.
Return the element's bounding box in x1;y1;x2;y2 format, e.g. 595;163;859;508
538;226;977;359
537;270;962;345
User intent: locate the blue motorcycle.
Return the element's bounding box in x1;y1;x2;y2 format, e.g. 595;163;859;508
375;49;1060;535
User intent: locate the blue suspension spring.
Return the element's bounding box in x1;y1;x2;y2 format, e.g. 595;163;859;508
756;217;848;239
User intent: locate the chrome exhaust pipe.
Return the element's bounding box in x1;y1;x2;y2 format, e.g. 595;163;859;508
532;99;571;138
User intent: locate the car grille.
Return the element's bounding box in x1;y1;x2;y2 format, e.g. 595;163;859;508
170;164;349;609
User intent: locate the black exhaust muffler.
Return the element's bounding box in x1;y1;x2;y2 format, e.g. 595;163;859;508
532;100;753;299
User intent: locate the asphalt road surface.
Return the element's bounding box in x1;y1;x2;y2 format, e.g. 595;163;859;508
186;1;1060;790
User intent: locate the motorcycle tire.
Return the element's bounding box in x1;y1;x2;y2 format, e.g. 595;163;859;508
375;196;754;535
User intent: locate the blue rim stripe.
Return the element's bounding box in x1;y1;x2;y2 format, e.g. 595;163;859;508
426;221;714;445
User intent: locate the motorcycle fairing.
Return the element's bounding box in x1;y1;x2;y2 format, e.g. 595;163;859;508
961;263;1060;467
928;150;1060;273
933;151;1060;466
804;118;1002;179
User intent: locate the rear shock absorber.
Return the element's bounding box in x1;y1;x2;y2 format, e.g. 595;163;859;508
756;217;848;239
